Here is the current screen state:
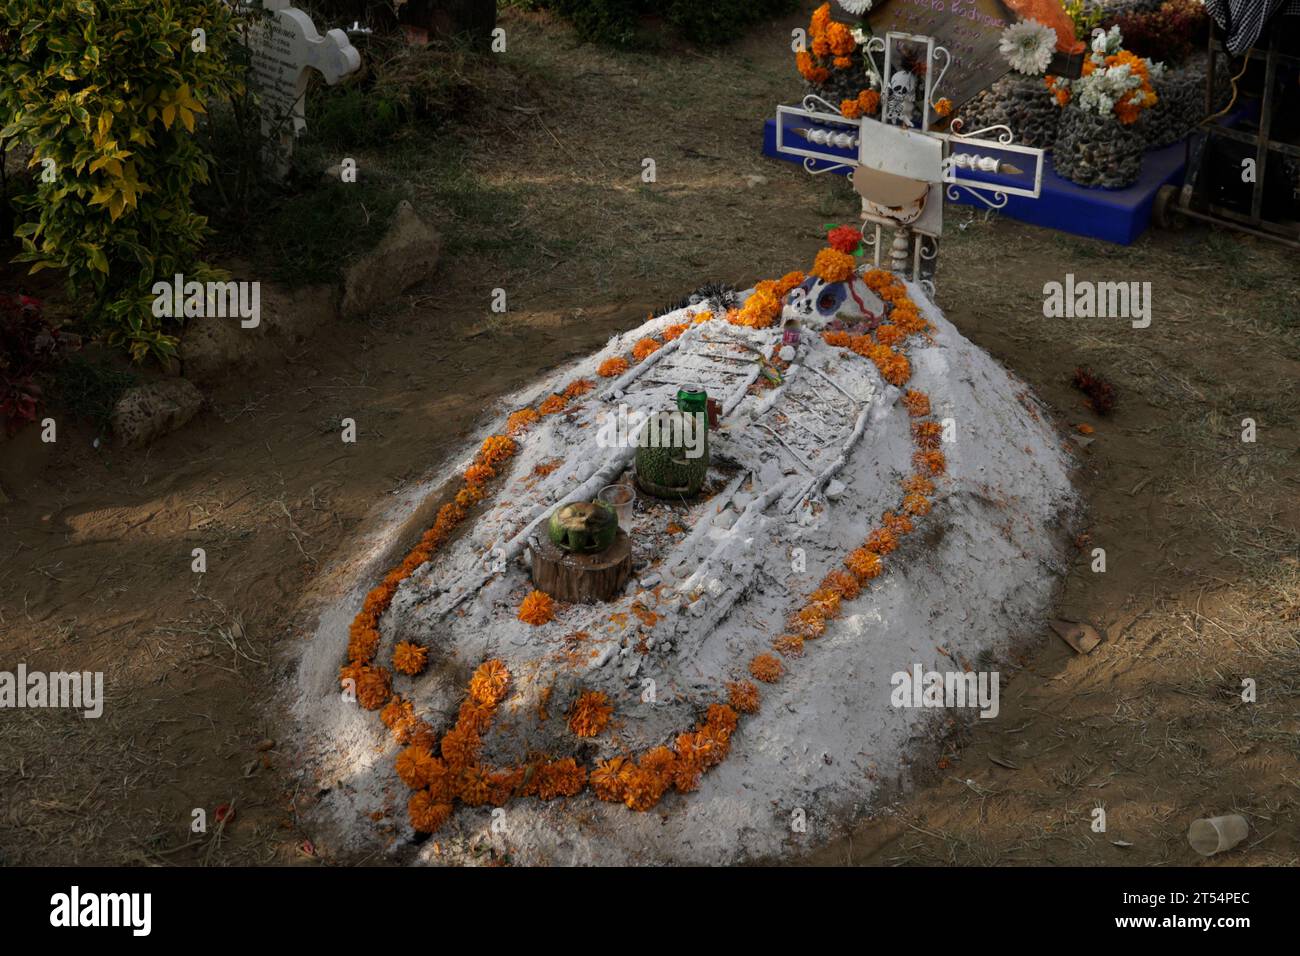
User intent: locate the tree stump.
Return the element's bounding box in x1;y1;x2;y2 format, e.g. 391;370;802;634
530;530;632;604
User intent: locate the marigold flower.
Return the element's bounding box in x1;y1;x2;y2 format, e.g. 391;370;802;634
727;679;761;714
392;640;428;676
845;547;883;581
469;659;511;706
875;323;905;347
408;789;452;833
456;765;492;806
791;605;827;638
563;378;594;398
381;695;417;741
632;338;661;361
883;510;914;536
506;408;540;434
440;725;480;770
347;626;380;664
693;310;713;324
619;763;669;811
833;55;853;69
812;247;856;283
568;690;614;738
841;98;862;118
395;744;440;790
354;665;391;710
536;757;587;800
903;473;935;495
902;492;932;516
538;393;568;416
598;356;630;377
933;97;953;117
902;389;931;417
518;589;555;626
457;699;495;734
913;449;947;476
912;420;943;449
773;634;805;658
464;463;495;487
823;330;851;347
734;289;780;329
826;21;854;55
661;323;688;342
820;569;861;600
479;435;516;467
591;757;629;802
458;484;488;509
858;89;880;115
704;703;739;737
749;653;784;683
867;526;899;555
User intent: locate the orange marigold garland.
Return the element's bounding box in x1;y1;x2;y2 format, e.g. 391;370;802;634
506;408;540;435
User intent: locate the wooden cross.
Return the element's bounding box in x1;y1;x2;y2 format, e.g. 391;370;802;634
774;30;1046;295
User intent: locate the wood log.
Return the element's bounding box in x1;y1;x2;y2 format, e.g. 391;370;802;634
530;530;632;604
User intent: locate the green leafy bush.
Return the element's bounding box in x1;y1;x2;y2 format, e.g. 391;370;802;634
0;0;244;363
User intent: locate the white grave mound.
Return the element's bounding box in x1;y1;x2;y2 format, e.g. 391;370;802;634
292;272;1078;865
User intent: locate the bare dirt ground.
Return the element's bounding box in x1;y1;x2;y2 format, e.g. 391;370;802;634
1;4;1297;866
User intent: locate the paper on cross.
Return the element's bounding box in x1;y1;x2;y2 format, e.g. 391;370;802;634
246;0;361;176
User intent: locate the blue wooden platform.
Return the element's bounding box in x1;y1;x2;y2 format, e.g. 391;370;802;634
761;116;1187;246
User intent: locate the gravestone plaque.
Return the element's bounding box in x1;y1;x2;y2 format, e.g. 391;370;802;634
868;0;1014;112
246;0;361;176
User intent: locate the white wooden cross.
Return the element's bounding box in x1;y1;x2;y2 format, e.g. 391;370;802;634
245;0;362;176
775;30;1046;295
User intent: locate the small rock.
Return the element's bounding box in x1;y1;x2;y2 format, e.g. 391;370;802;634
639;573;661;589
111;380;203;449
743;174;768;188
825;479;846;500
341;200;441;320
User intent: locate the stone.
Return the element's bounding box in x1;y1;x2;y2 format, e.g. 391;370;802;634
111;380;204;449
341;201;442;320
1052;103;1146;190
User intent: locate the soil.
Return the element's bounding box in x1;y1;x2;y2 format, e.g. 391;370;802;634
1;4;1297;866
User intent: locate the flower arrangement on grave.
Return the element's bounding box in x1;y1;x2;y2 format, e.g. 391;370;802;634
1045;27;1161;126
796;3;876;108
1046;26;1163;189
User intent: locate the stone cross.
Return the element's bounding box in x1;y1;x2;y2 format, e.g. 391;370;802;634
245;0;361;176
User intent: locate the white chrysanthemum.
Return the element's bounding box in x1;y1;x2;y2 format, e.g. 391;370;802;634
837;0;873;15
999;19;1057;75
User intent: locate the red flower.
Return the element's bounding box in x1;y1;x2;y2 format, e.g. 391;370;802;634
827;225;861;255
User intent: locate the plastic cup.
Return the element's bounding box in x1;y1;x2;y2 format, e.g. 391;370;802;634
597;483;635;530
1187;815;1249;856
